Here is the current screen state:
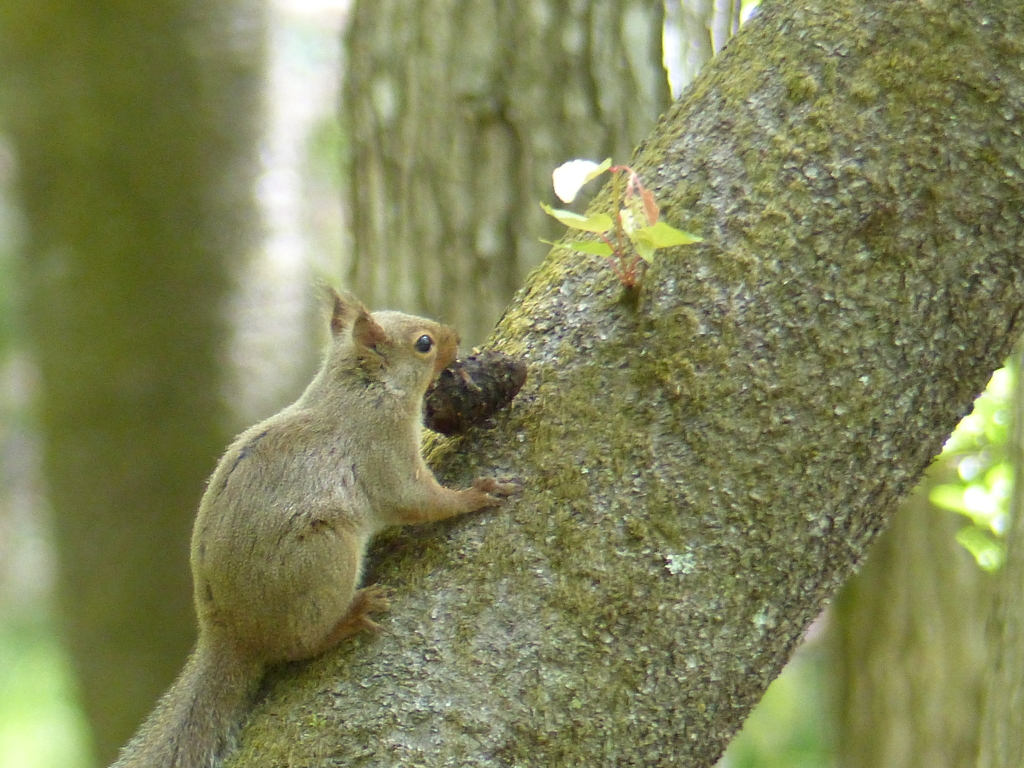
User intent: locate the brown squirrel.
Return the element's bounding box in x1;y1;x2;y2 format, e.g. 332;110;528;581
112;291;517;768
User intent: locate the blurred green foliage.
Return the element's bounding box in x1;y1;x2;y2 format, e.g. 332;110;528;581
929;365;1013;572
0;620;92;768
719;643;833;768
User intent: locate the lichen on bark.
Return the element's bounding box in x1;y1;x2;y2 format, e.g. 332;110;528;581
229;1;1024;766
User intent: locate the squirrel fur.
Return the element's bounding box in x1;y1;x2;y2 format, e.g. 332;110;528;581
111;291;515;767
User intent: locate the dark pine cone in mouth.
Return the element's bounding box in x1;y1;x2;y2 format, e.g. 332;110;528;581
424;351;528;436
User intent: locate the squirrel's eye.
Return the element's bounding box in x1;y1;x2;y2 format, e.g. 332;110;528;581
414;334;434;354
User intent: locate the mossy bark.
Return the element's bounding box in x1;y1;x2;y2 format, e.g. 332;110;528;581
231;0;1024;766
0;2;265;763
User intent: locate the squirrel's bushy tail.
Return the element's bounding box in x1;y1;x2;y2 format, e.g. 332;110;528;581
111;641;263;768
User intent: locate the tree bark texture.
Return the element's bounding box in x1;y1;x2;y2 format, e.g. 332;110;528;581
230;0;1024;765
343;0;670;345
830;483;992;768
978;348;1024;768
0;2;265;763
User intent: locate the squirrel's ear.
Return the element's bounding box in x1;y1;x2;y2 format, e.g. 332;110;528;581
351;306;388;352
329;289;361;336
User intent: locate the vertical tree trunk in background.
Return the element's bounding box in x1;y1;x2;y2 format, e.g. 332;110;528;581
343;0;669;344
663;0;742;96
664;0;715;95
0;2;265;763
978;349;1024;768
830;481;991;768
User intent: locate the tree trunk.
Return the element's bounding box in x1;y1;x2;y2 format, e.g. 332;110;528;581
342;0;669;345
830;482;991;768
978;349;1024;768
223;0;1024;765
664;0;742;95
0;2;265;763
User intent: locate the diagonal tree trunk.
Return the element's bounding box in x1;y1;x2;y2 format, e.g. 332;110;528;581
225;0;1024;765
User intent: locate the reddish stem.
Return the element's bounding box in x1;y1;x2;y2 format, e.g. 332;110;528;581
605;164;648;288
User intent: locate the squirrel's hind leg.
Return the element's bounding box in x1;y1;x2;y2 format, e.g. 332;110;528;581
301;585;391;659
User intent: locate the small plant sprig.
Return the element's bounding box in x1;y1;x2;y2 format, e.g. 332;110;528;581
541;158;702;288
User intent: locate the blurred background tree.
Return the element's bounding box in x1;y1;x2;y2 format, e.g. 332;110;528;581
829;483;993;768
0;1;266;764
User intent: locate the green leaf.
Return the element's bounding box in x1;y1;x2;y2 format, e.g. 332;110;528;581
540;202;613;233
634;221;703;248
633;238;657;263
565;239;614;257
928;484;970;515
539;238;614;257
955;526;1005;572
930;481;1006;530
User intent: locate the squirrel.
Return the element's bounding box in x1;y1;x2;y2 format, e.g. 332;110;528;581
112;291;517;768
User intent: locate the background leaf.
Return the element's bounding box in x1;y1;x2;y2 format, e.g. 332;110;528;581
635;221;703;247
